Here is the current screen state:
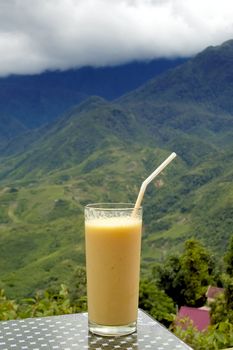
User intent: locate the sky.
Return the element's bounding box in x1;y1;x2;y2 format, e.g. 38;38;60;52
0;0;233;76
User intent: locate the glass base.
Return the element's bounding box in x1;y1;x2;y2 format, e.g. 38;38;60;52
88;320;137;337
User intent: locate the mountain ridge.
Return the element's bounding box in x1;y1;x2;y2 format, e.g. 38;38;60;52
0;58;187;129
0;40;232;298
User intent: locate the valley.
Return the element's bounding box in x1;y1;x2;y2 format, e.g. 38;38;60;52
0;40;232;299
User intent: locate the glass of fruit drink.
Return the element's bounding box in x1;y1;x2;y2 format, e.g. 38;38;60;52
85;203;142;336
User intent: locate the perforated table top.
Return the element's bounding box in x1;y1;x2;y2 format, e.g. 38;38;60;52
0;309;193;349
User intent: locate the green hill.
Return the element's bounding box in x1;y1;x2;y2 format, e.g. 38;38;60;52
0;114;27;150
0;58;186;130
0;40;232;299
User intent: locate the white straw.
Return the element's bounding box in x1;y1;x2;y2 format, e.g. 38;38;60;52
134;152;177;210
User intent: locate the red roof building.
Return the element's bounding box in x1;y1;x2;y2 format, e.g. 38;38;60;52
206;286;224;303
177;306;211;332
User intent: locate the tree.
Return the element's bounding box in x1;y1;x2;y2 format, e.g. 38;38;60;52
139;278;175;327
19;284;74;318
158;239;214;306
210;236;233;325
0;289;18;320
210;276;233;325
224;235;233;277
157;255;185;307
173;319;233;350
68;266;87;310
180;239;213;306
0;284;87;321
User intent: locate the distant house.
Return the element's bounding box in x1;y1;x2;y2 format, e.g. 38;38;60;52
176;306;211;332
175;286;225;332
206;285;224;304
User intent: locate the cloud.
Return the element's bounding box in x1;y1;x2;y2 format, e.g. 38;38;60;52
0;0;233;76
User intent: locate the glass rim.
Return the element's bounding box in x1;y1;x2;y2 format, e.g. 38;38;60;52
85;202;142;210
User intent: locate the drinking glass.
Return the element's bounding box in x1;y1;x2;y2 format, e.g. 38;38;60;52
85;203;142;336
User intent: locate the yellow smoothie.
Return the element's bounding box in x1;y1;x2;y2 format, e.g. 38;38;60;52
85;216;142;326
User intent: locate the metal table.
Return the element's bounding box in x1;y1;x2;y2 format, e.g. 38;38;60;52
0;309;192;349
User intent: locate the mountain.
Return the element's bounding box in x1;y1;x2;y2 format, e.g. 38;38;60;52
0;96;146;179
1;41;233;177
120;40;233;109
119;40;233;153
0;114;28;150
0;58;186;130
0;40;232;299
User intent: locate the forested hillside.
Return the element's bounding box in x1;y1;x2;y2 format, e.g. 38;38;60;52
0;40;232;300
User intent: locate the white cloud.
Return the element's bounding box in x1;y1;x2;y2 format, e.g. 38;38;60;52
0;0;233;76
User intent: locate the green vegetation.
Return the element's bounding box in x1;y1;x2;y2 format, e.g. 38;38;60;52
139;278;175;327
0;40;232;350
0;284;86;321
1;237;232;349
224;236;233;277
173;320;233;350
0;143;232;299
157;239;214;307
210;277;233;325
140;237;233;349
